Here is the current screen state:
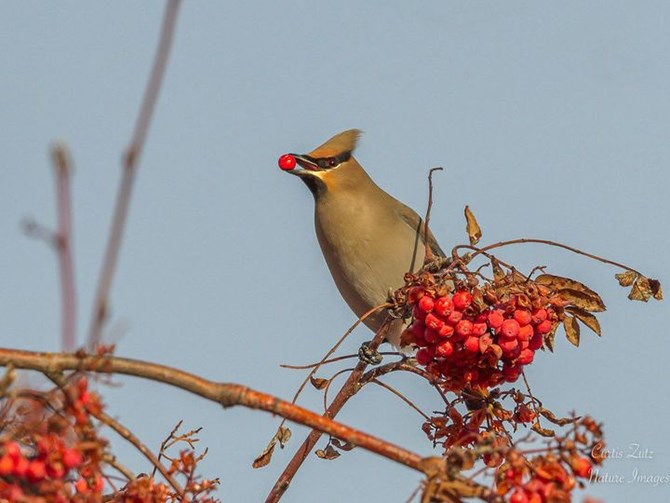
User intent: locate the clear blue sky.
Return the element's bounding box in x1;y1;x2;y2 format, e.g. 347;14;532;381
1;1;669;501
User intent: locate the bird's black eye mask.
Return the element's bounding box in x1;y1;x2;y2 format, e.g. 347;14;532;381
298;151;351;170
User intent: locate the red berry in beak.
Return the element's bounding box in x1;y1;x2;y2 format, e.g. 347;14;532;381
278;153;296;171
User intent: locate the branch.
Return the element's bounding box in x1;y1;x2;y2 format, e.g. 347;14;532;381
87;0;182;348
265;321;391;502
51;143;77;351
423;167;443;261
0;348;426;476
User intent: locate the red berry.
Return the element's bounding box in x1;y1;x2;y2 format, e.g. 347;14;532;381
531;308;548;324
435;340;454;357
571;456;593;478
503;364;522;382
26;460;46;483
412;305;427;322
434;295;454;316
438;324;455;338
418;295;434;313
517;348;535;365
518;324;534;341
424;328;440;344
536;319;553;335
513;309;532;326
63;448;83;469
510;489;529;503
487;310;505;330
455;319;474;338
472;322;488;336
410;320;426;337
0;455;13;476
499;337;519;354
13;456;28;478
452;290;472;311
479;333;493;353
75;478;89;493
529;332;544;350
501;319;521;338
278;153;296;171
447;310;463;324
463;336;480;353
416;348;433;366
3;441;21;460
424;313;444;332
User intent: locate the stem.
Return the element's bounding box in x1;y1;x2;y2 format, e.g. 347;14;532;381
423;167;443;261
51;143;77;351
87;0;182;348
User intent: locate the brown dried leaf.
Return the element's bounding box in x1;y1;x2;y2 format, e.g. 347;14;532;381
531;422;555;438
252;441;276;469
330;437;356;451
491;257;505;282
310;376;328;390
539;407;577;426
563;316;580;347
277;426;291;448
315;445;340;460
649;279;663;300
565;306;601;336
615;270;637;287
556;288;606;313
536;274;605;311
628;275;663;302
464;205;482;246
544;323;558;353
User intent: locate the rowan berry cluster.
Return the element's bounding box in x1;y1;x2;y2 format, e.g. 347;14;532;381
403;287;557;391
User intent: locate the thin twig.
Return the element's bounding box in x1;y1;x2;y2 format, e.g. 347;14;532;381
455;238;643;276
423;167;443;261
266;321;392;502
87;0;182;348
369;378;430;420
51;143;77;351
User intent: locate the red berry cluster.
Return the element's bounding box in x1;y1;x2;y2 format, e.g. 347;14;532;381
404;289;557;391
498;452;593;503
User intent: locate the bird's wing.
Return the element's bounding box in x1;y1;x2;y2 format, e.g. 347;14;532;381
397;204;446;258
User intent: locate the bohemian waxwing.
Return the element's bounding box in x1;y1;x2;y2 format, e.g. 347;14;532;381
283;129;445;346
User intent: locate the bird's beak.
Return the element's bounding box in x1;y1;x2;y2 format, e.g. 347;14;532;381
290;154;320;175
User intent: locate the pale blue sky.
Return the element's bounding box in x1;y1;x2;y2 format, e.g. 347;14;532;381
1;2;669;501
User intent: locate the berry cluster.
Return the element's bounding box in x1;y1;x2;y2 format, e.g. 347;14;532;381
403;288;557;391
498;452;593;503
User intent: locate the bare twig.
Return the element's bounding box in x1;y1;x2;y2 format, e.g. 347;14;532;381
51;143;77;351
423;167;443;261
369;378;430;420
87;0;182;348
266;321;391;502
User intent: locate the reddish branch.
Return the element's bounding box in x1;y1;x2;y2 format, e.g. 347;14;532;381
51;144;77;351
87;0;182;348
0;348;428;477
265;322;391;502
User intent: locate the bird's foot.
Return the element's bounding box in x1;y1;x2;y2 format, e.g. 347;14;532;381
358;341;383;365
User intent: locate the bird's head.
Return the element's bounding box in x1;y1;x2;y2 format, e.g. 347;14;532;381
281;129;368;198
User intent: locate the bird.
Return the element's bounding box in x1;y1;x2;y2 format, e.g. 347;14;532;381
282;129;445;347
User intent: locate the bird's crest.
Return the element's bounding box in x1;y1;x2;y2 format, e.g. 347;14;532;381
308;129;362;158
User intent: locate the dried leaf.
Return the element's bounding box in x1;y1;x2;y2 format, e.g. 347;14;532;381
628;275;664;302
491;257;505;282
565;306;601;336
544;323;558;353
615;271;637;287
563;316;580;347
539;407;577;426
556;288;606;313
536;274;605;311
277;426;291;448
464;205;482;246
531;422;555;438
252;441;276;469
310;376;328;390
330;437;356;451
315;445;340;460
649;279;663;300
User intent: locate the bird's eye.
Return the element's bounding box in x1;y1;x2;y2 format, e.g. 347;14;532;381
327;157;338;167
